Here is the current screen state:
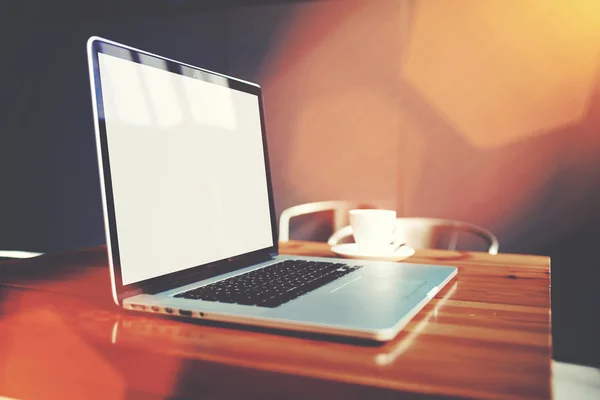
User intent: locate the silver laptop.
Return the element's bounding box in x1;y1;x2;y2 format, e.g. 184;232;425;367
87;36;456;341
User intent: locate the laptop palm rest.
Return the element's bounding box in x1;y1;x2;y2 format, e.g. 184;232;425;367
267;274;429;329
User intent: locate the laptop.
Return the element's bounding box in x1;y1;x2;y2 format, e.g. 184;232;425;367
87;36;457;341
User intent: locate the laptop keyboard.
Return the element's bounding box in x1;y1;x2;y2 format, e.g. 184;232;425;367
174;259;362;308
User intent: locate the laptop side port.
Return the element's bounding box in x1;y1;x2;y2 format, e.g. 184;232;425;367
165;307;173;314
151;306;160;312
179;310;192;317
130;304;146;310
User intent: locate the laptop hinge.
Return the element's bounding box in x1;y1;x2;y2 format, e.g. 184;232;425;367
119;288;143;303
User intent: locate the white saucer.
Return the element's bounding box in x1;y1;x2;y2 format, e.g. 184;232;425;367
330;243;415;262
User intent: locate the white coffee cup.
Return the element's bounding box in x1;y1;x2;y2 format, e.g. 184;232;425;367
349;209;399;254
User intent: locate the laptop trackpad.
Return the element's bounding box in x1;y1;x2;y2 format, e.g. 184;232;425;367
328;276;427;300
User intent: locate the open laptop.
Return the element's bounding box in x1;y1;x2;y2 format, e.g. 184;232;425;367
87;36;457;341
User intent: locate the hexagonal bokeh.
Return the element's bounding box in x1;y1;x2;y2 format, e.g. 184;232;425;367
403;0;600;148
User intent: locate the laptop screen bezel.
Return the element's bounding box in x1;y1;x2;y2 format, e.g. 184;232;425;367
87;37;279;303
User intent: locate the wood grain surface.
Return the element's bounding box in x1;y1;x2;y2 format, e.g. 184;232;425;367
0;241;551;399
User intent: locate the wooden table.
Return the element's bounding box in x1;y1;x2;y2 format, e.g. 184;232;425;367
0;241;551;399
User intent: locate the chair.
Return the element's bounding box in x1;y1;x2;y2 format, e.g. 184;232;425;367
279;201;499;255
278;200;381;243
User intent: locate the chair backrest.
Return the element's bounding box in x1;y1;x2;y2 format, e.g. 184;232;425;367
278;200;381;242
328;217;499;254
279;201;499;254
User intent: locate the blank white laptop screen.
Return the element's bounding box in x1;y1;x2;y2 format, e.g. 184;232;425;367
97;53;273;285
